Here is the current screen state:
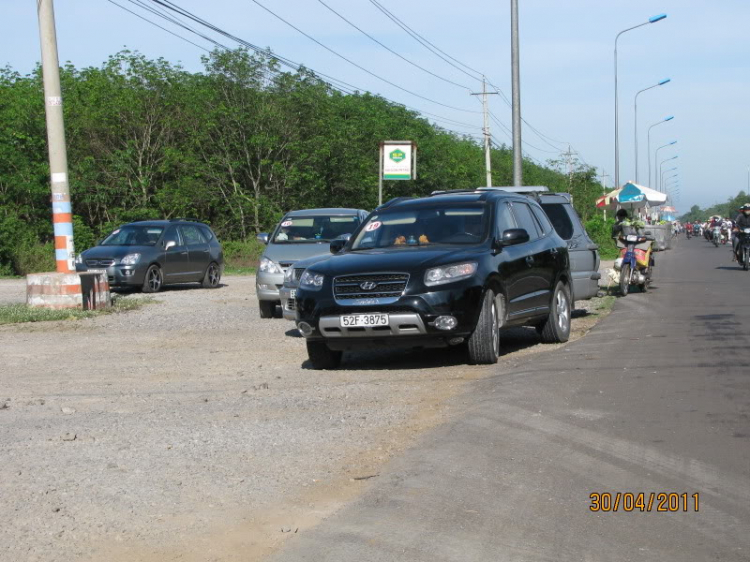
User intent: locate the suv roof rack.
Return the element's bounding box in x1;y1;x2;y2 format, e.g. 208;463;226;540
375;197;414;211
475;186;550;194
169;218;205;224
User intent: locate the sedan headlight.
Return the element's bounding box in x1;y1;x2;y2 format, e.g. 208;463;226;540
299;270;325;290
284;266;295;283
424;262;478;287
120;253;141;265
259;257;282;274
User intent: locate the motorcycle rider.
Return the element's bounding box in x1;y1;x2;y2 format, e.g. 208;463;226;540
685;221;693;238
732;204;750;260
611;208;630;240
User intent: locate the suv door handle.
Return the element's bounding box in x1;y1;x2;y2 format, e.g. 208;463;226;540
550;248;558;255
525;256;534;266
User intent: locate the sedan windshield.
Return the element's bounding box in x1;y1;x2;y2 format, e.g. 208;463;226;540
351;204;490;250
101;225;164;246
272;215;361;243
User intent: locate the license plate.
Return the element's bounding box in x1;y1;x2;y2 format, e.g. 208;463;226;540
626;234;638;242
289;289;296;299
340;314;389;327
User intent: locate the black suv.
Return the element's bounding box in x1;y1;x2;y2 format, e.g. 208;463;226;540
295;189;572;369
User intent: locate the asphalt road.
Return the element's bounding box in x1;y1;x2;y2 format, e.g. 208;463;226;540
271;236;750;562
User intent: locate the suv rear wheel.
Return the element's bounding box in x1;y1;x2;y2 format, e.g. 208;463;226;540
306;341;342;370
538;282;571;343
467;290;500;365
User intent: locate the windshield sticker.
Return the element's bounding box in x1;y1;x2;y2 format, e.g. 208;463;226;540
365;221;382;232
281;220;293;227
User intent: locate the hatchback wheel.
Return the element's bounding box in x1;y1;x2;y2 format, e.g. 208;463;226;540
467;290;500;365
202;262;221;288
142;265;163;293
538;282;571;344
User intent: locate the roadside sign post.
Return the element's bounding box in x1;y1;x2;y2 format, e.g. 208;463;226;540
379;141;417;205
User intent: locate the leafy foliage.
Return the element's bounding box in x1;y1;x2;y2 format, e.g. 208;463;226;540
0;49;606;274
679;191;750;223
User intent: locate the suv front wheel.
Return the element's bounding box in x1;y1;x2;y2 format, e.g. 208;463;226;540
467;290;500;365
306;341;342;370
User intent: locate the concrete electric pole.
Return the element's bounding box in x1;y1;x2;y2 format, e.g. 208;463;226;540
470;77;499;187
510;0;523;186
37;0;75;273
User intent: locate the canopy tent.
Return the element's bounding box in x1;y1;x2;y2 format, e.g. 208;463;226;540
661;205;677;213
595;188;623;210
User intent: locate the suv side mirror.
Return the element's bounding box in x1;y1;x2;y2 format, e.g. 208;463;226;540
501;228;530;246
330;238;347;254
164;240;177;250
256;233;270;245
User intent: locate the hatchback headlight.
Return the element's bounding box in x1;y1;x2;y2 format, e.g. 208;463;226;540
259;257;282;274
424;262;478;287
120;253;141;265
299;270;324;290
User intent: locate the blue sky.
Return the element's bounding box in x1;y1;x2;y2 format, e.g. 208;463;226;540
3;0;748;214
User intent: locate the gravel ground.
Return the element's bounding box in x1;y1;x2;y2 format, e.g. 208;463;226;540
0;274;612;562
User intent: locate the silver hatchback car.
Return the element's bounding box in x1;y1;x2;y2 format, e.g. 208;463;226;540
256;208;369;318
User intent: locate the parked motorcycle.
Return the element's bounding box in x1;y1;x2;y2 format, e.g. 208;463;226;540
737;227;750;271
614;230;654;296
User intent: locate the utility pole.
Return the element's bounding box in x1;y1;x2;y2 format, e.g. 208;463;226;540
562;145;576;191
470;77;498;187
510;0;523;186
37;0;75;273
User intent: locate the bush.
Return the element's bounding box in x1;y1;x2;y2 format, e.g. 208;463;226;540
584;214;619;260
13;241;57;275
222;238;266;270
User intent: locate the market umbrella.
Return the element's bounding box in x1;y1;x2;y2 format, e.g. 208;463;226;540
595;188;622;210
617;182;668;208
661;205;677;213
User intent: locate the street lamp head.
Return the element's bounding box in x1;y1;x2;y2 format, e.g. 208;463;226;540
669;141;677;145
664;116;674;122
659;78;671;86
649;14;668;23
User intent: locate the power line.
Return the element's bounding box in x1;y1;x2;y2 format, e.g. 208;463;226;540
366;0;484;82
108;0;482;137
247;0;480;113
315;0;471;91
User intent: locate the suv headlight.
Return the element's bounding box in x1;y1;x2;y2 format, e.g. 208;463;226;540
75;254;83;264
299;270;324;290
424;262;478;287
120;253;141;265
259;257;282;274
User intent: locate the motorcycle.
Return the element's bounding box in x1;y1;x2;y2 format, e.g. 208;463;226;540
614;229;654;296
712;226;722;247
736;228;750;271
720;227;730;245
686;228;692;240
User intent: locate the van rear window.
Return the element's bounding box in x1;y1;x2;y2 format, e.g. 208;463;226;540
541;203;574;240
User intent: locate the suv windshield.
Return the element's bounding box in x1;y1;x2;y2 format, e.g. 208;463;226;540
351;204;490;250
101;225;163;246
272;215;361;243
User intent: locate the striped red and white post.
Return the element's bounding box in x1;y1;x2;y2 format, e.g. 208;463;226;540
52;185;74;273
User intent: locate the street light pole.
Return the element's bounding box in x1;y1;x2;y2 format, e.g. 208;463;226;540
614;13;667;189
659;160;678;191
647;116;674;186
510;0;523;186
654;140;677;188
634;78;670;183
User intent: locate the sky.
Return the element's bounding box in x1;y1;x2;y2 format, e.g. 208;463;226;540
2;0;749;215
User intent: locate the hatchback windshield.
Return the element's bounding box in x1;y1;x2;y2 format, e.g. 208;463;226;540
351;204;490;250
101;225;164;246
272;215;361;243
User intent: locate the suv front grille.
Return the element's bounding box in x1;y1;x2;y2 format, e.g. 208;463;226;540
333;273;408;304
